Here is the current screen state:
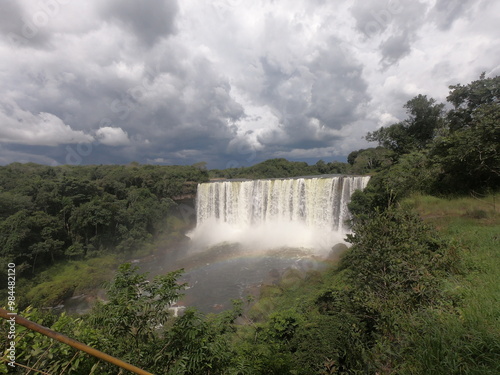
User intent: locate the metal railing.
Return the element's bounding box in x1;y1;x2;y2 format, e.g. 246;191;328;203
1;308;153;375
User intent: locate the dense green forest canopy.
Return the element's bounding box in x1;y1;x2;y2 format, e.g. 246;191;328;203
209;158;351;179
1;74;499;374
0;163;209;279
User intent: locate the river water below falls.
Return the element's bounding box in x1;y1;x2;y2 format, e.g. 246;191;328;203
138;241;333;313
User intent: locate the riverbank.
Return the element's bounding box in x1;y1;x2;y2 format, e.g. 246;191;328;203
14;215;191;311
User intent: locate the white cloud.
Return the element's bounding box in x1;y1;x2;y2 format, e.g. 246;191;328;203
0;102;93;146
95;126;131;146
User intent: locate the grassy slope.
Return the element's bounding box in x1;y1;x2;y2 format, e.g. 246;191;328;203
404;193;499;331
400;194;500;374
405;194;499;319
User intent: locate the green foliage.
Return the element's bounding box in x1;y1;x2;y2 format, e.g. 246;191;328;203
366;74;499;198
366;122;414;155
0;209;66;276
347;171;397;218
367;95;445;155
230;198;499;374
392;194;500;374
2;74;499;375
0;163;208;281
403;94;446;147
1;264;238;374
6;195;497;374
0;307;106;374
89;263;185;350
432;74;500;193
163;308;233;374
266;309;303;343
74;264;239;374
446;72;500;131
353;74;499;214
0;191;32;219
344;207;453;309
290;311;371;374
350;150;441;215
384;151;440;195
209;158;350;179
25;256;118;307
431;103;500;192
348;147;394;174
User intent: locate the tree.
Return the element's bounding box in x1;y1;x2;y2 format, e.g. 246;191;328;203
349;147;394;174
446;73;500;131
0;210;66;275
347;150;361;166
343;207;451;308
315;159;328;174
88;264;186;371
428;74;500;192
366;122;413;155
0;192;32;219
404;94;445;147
347;150;440;220
192;161;208;171
431;102;500;191
367;95;445;155
68;198;114;251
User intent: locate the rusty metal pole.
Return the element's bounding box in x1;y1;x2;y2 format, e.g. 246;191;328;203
0;308;154;375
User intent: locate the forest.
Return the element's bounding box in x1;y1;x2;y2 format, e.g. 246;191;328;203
0;74;499;374
0;163;209;279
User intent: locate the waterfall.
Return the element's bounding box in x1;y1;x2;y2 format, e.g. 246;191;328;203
191;175;370;250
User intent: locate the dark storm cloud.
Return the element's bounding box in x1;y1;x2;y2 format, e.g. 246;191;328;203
100;0;179;47
379;31;412;66
133;54;242;134
306;41;369;129
74;48;246;167
0;0;498;168
0;2;24;35
254;39;370;151
431;0;475;30
350;0;406;36
0;0;246;167
0;30;243;167
0;1;52;49
259;57;293;105
350;0;427;66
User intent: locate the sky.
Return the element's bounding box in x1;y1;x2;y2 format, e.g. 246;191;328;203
0;0;499;169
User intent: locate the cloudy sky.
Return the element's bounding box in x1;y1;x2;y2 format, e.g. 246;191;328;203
0;0;498;168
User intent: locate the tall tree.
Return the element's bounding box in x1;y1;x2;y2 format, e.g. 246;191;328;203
366;95;445;155
446;73;500;131
429;74;500;192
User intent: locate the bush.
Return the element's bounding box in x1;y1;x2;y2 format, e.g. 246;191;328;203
343;207;453;310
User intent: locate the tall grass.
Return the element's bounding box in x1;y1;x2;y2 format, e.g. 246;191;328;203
398;193;500;374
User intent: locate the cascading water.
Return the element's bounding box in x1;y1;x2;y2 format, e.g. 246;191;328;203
136;175;370;313
190;175;370;251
